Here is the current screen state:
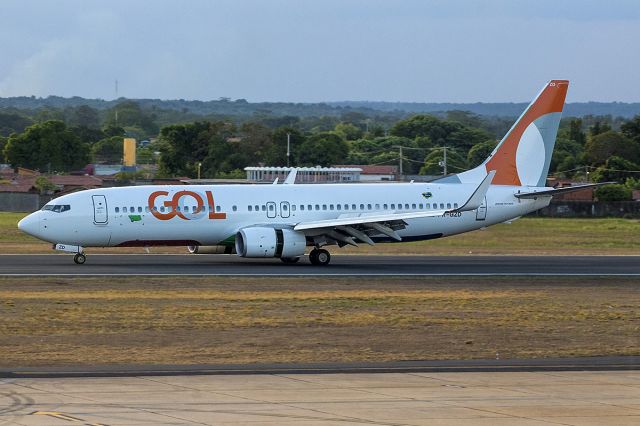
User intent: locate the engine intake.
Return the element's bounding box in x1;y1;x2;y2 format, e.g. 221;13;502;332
235;227;306;258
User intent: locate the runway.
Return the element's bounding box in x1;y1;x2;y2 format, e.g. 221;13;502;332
0;254;638;276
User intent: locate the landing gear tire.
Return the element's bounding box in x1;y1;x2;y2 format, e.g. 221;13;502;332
309;249;330;266
73;253;86;265
280;257;300;264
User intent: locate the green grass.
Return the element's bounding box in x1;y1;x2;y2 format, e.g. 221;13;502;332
1;212;638;255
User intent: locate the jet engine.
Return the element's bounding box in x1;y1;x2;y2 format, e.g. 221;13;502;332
235;227;307;258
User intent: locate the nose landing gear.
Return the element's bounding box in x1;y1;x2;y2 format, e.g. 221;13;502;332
53;243;86;264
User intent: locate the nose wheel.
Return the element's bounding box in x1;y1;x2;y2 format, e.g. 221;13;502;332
309;248;330;266
73;253;86;264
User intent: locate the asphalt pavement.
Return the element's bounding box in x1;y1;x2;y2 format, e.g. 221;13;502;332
0;254;638;276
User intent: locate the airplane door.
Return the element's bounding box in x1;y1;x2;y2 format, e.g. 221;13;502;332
92;195;108;224
280;201;290;218
266;201;277;218
476;197;487;221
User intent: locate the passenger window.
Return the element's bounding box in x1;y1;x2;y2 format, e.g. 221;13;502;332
419;204;423;209
138;207;142;213
397;204;402;210
177;206;182;212
216;205;222;212
322;204;327;211
329;204;334;210
232;205;237;212
153;206;158;212
300;205;305;211
344;204;349;210
268;204;274;211
383;204;388;209
351;204;356;210
412;204;416;209
405;204;409;209
359;204;364;210
115;207;120;213
248;205;253;212
367;204;372;210
454;203;459;208
447;203;451;209
262;205;266;211
315;204;320;210
336;204;341;210
160;206;165;212
283;204;288;211
308;204;313;210
391;204;395;209
440;203;444;209
375;204;380;209
292;205;296;211
425;204;429;209
145;206;150;213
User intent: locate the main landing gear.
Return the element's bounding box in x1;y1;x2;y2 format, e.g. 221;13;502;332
309;248;331;266
73;253;86;264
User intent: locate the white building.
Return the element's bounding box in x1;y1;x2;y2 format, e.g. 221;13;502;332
245;166;361;183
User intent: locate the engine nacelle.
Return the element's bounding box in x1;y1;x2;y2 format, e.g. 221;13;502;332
187;245;234;254
235;227;307;258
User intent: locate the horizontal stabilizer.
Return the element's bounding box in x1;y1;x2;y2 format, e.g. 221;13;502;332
515;182;614;199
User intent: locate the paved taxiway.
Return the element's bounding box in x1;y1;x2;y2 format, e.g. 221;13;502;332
0;254;638;276
2;370;640;425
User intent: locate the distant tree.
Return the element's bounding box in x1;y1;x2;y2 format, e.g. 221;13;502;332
621;115;640;143
92;136;124;164
568;118;586;145
334;122;363;141
391;114;491;151
33;107;64;123
297;132;349;167
594;184;632;201
69;105;100;129
419;148;467;176
71;126;105;145
0;136;6;162
0;111;33;136
467;140;497;168
590;156;640;183
589;121;612;137
105;101;158;136
34;176;56;194
3;120;89;172
102;124;126;138
550;137;584;174
584;131;640;165
265;127;305;166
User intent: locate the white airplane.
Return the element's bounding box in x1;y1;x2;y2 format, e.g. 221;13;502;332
18;80;601;265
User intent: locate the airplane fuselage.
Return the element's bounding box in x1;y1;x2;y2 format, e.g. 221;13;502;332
20;182;550;248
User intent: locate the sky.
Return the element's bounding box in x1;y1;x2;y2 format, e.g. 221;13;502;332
1;0;639;103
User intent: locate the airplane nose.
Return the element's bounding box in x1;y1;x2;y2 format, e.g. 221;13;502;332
18;213;39;236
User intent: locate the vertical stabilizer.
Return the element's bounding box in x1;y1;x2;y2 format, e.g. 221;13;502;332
442;80;569;187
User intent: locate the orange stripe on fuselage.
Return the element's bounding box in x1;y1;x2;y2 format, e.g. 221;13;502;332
485;80;569;185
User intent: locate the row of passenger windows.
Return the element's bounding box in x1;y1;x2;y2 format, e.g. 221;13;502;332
247;202;458;212
115;205;225;213
115;202;458;214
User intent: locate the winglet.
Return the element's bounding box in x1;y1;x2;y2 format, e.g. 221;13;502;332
454;170;496;212
284;168;298;185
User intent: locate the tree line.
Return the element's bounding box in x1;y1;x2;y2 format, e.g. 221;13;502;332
1;101;640;199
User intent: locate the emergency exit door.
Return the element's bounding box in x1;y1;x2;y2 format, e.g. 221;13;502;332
475;197;487;221
92;195;108;224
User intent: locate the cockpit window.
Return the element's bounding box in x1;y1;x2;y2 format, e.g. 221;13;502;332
42;204;70;213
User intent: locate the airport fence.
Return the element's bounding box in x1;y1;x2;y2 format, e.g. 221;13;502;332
532;201;640;218
0;193;53;212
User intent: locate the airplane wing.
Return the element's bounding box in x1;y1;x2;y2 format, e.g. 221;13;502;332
293;171;495;246
514;182;614;199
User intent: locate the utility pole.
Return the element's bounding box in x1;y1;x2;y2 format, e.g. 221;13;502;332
398;145;403;177
197;162;202;180
443;146;447;176
114;79;119;127
286;133;291;167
